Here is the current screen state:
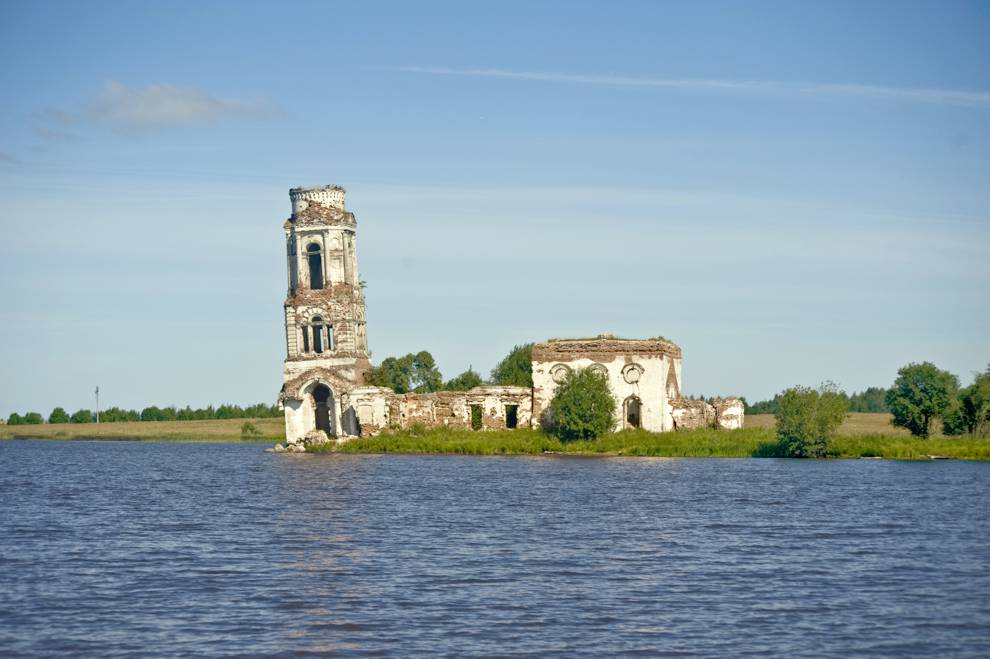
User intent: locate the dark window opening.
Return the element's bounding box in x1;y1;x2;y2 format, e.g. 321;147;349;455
302;327;310;352
625;396;642;429
470;404;483;431
505;404;518;429
327;325;334;351
312;316;324;354
312;384;333;435
307;243;324;289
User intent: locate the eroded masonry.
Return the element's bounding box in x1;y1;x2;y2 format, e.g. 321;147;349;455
278;185;743;446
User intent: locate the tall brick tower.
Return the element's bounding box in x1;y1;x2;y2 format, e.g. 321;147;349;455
279;185;370;441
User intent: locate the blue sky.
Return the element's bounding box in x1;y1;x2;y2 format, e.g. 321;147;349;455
1;0;988;416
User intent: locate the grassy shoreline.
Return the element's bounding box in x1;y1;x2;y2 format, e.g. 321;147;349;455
4;414;987;460
311;420;990;461
0;418;284;442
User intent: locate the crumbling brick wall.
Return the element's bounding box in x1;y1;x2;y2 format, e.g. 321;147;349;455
341;386;533;437
712;398;745;430
670;399;716;430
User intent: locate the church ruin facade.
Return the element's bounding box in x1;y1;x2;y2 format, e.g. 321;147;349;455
278;184;743;446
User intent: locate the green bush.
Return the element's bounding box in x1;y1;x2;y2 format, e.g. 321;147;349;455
886;362;958;438
547;367;616;441
48;407;70;424
240;421;263;440
944;366;990;437
6;413;24;425
70;409;94;424
490;343;534;387
367;351;443;393
23;412;44;425
774;383;848;457
444;368;483;391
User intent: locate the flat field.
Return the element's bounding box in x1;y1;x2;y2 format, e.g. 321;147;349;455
0;417;284;442
745;412;914;436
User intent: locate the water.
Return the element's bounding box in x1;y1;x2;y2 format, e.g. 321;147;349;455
1;441;988;657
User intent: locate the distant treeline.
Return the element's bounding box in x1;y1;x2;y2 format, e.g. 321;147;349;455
745;387;889;415
5;403;280;426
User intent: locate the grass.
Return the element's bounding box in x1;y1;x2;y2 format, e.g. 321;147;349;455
309;415;990;460
5;413;987;459
745;412;914;436
0;417;285;442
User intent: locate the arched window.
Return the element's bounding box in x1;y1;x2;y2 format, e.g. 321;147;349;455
307;243;324;289
624;396;642;429
312;316;324;354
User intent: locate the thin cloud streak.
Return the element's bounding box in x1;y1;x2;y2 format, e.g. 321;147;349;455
35;81;278;138
397;66;990;109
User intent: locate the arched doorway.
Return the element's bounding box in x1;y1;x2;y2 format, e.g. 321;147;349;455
312;384;335;435
624;396;642;429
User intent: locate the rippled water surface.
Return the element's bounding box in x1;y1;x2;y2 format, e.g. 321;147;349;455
1;441;989;657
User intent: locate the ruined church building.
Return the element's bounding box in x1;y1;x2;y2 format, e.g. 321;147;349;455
278;185;743;444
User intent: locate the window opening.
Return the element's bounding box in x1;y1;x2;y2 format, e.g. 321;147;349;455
312;316;324;354
307;243;324;289
505;404;518;429
625;396;642;429
470;405;483;431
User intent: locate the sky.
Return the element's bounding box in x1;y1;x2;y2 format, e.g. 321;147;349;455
1;0;988;417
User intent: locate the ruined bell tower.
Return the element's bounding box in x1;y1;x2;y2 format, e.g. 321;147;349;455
279;185;370;441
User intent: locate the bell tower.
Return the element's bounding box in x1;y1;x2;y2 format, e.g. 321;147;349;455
279;184;370;441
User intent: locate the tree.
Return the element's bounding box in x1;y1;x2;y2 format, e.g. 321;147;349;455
490;343;533;387
547;367;616;441
7;412;24;425
848;387;889;413
774;383;848;458
367;350;443;393
444;368;483;391
886;362;958;438
70;409;94;424
49;407;71;424
23;412;44;425
944;366;990;437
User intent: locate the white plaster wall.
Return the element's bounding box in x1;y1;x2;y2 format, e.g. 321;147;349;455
345;386;393;428
290;186;345;213
532;355;675;432
283;383;346;444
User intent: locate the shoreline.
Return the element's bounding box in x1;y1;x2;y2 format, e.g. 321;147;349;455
4;414;986;460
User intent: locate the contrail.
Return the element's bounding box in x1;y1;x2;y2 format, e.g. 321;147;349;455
395;66;990;109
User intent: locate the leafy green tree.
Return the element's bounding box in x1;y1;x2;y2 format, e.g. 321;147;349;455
48;407;71;424
886;362;959;438
70;409;94;424
23;412;44;425
444;368;483;391
367;351;443;393
490;343;534;387
848;387;889;413
7;412;24;425
410;351;442;393
547;367;616;441
944;366;990;437
774;383;848;458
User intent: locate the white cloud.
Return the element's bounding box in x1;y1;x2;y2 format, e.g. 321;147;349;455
36;81;277;137
396;66;990;109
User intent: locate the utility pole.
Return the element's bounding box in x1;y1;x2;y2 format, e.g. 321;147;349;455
95;385;100;424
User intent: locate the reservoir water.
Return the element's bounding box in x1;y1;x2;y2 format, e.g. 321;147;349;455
1;440;988;657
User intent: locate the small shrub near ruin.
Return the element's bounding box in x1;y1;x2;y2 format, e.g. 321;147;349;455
546;368;616;441
774;383;848;458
